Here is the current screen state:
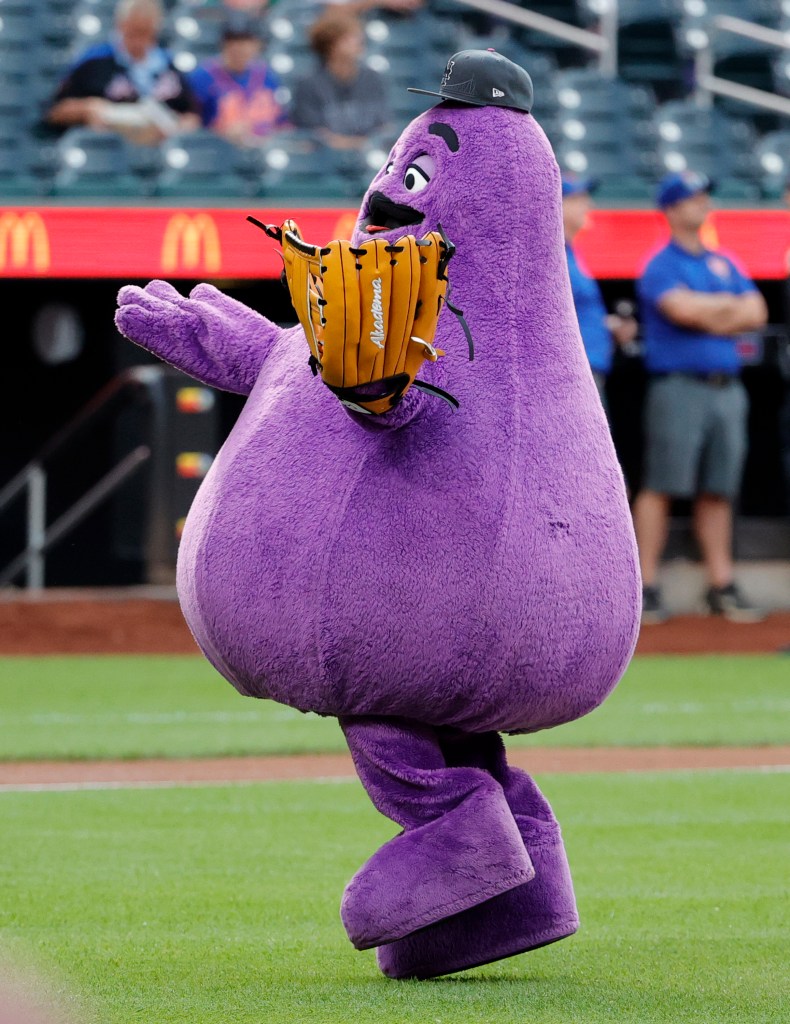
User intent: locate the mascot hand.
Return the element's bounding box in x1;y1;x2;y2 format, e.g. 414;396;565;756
116;280;268;351
115;280;278;393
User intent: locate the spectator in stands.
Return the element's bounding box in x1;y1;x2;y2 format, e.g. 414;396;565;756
289;8;392;152
562;172;639;419
633;170;768;625
187;12;287;147
44;0;200;145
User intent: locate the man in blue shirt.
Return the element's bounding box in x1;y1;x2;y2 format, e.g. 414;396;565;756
562;174;638;417
633;171;768;624
44;0;200;145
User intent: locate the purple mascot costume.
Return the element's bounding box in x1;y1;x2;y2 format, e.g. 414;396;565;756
115;51;641;979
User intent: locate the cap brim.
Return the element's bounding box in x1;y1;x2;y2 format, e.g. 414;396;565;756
659;181;715;208
406;87;487;107
563;178;599;197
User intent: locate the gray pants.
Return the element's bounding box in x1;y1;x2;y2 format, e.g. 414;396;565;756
642;373;748;500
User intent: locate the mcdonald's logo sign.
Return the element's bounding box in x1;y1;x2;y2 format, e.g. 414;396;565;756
161;213;221;273
0;212;50;272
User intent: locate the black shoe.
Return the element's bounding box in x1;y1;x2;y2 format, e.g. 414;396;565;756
703;583;766;623
641;585;668;625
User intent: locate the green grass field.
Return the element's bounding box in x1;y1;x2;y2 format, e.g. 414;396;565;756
0;653;789;760
1;772;787;1024
1;653;788;1022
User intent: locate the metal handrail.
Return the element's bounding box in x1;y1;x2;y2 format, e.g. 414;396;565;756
0;365;163;589
0;448;151;589
693;12;790;115
453;0;618;76
713;14;790;52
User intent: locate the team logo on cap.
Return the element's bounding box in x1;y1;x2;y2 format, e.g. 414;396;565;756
707;255;731;280
441;59;455;86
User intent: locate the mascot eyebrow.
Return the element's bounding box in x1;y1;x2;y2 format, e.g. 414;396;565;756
428;122;459;152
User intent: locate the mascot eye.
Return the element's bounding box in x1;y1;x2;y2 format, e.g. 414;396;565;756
403;162;431;192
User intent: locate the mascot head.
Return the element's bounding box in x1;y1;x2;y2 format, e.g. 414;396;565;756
352;49;576;371
352;50;563;273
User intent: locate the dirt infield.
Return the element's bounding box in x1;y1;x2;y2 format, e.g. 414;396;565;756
0;592;789;656
1;592;787;783
1;745;788;789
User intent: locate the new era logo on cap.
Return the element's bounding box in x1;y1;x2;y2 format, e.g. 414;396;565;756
407;49;533;114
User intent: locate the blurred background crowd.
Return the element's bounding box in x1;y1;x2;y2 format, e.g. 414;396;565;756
0;0;788;201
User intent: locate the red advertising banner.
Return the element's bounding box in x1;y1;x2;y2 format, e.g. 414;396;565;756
0;205;787;280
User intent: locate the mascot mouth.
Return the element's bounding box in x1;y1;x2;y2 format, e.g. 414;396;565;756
361;191;425;234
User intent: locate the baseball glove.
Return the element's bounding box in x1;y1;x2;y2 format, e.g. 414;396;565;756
247;215;473;416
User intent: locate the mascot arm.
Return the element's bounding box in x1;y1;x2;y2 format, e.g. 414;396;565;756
115;280;287;396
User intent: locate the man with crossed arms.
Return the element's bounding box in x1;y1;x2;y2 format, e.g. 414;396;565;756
634;171;768;624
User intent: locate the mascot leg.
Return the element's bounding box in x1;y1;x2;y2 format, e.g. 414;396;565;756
376;731;579;979
338;716;535;951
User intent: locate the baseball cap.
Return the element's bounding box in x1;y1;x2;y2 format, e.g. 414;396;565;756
408;49;533;114
656;170;713;209
561;172;598;198
221;11;262;41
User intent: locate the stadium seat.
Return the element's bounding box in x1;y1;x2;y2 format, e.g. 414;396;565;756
50;127;150;197
710;177;763;203
266;44;316;89
772;43;790;97
387;86;438;133
653;98;758;149
0;75;40;132
0;39;34;78
153;129;256;198
168;40;201;78
512;0;589;64
555;139;644;184
164;4;226;57
577;0;676;28
553;69;657;118
753;129;790;199
673;1;786;130
65;1;115;49
0;134;51;197
248;132;364;200
364;10;451;60
0;11;35;45
264;0;322;44
592;174;656;203
616;15;688;100
651;99;761;182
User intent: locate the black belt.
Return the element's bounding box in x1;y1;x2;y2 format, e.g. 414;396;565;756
651;372;737;388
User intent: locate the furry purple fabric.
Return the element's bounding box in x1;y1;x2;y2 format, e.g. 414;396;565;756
115;98;641;976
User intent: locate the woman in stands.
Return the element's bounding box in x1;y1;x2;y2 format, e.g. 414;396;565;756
289;8;392;152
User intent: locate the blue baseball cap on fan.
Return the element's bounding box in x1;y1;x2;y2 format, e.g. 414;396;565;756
561;172;598;198
656;170;713;209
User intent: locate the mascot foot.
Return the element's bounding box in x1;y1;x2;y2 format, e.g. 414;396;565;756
376;819;578;979
341;785;534;950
